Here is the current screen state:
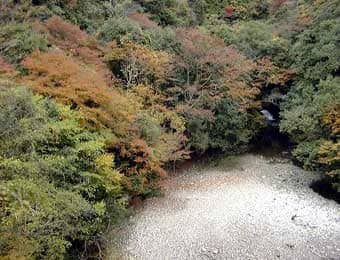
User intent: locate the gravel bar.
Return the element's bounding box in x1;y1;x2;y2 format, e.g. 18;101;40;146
111;154;340;260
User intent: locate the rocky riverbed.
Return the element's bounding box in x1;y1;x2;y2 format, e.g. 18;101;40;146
110;153;340;260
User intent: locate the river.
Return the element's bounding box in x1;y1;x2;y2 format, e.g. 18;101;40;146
109;153;340;259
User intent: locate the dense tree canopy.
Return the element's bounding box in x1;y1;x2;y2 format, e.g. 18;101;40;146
0;0;339;258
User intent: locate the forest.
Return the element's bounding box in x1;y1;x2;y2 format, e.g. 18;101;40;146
0;0;339;259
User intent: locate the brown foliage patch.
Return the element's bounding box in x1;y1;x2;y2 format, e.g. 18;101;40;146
106;42;171;87
0;57;15;74
21;50;137;135
36;16;112;83
224;5;234;18
128;12;159;29
111;138;166;196
175;28;260;109
269;0;290;13
323;106;340;136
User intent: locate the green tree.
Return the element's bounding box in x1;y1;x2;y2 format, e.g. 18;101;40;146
0;87;126;259
291;19;340;81
209;98;251;152
0;23;48;63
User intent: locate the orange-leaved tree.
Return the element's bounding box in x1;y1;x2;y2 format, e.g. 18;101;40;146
36;16;112;83
0;56;15;75
109;137;167;197
174;28;259;110
105;42;172;88
21;50;138;135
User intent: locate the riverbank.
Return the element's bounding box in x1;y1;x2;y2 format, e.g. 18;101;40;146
109;153;340;259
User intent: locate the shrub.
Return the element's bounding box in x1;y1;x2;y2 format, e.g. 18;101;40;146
292;140;324;170
97;16;144;43
292;139;339;191
0;177;94;260
105;42;172;87
209;98;252;152
21;50;137;135
280;77;340;142
0;87;126;259
189;0;208;24
281;77;340;189
186;115;211;153
127;85;189;163
46;0;117;33
0;57;15;74
291;19;340;81
139;0;194;26
134;113;162;145
43;15;91;48
199;0;269;20
110;138;166;197
128;12;159;29
224;0;269;20
41;16;111;80
0;23;48;64
174;28;261;110
142;27;180;53
232;21;289;62
203;15;238;45
174;28;255;91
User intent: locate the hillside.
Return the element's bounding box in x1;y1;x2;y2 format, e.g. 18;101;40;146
0;0;339;259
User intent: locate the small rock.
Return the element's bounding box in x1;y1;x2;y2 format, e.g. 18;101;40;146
286;244;295;249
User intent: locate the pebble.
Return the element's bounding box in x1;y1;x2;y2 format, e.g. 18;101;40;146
112;154;340;260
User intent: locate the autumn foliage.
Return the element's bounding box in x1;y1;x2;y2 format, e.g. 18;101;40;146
21;50;136;135
173;28;272;111
323;106;340;137
39;16;112;82
106;42;172;87
128;12;159;29
1;0;339;258
110;138;166;196
224;5;234;18
0;57;15;75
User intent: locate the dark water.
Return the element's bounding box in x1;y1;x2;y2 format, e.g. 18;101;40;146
311;179;340;204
